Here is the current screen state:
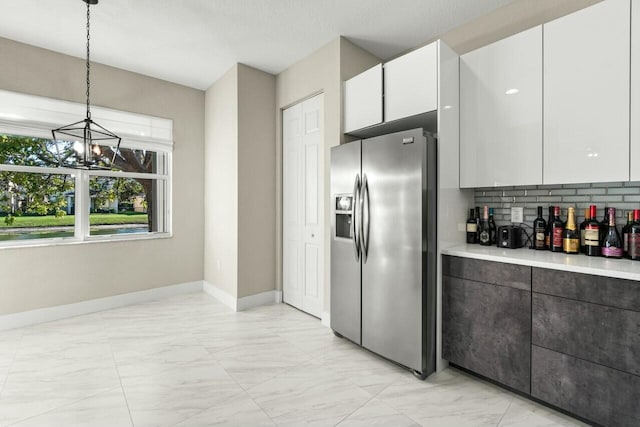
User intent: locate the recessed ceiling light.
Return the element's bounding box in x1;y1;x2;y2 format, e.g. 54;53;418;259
505;88;519;95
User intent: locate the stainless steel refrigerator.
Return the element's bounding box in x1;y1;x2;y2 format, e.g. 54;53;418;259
330;128;436;379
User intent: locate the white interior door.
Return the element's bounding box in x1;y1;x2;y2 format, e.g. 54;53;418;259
283;94;324;317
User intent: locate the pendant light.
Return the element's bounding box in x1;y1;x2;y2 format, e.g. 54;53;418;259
51;0;121;170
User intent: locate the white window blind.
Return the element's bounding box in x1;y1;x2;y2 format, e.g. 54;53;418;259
0;89;174;152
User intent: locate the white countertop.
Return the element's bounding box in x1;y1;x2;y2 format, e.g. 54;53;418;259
441;244;640;282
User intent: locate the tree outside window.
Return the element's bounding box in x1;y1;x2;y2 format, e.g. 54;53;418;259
0;134;164;241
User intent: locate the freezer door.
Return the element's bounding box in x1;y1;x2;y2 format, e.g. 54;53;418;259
361;129;427;372
330;141;362;344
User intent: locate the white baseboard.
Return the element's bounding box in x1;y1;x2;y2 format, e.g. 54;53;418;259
237;290;279;311
0;281;282;331
438;359;450;373
274;290;283;304
0;280;203;331
202;281;238;311
202;281;281;312
321;311;331;328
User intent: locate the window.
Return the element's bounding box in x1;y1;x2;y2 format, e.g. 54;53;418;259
0;170;75;241
0;133;170;245
0;89;173;247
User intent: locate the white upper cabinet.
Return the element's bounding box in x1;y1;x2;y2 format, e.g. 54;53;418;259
384;42;438;122
460;26;543;188
631;0;640;181
544;0;630;185
344;64;383;133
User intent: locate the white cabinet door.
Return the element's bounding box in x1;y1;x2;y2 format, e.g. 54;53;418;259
544;0;630;185
282;94;324;318
460;26;543;188
384;42;438;122
344;64;382;133
631;0;640;180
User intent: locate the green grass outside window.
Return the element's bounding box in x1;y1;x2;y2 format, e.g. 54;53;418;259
0;213;148;228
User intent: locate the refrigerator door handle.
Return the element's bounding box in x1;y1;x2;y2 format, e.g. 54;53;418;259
361;174;370;263
352;174;361;261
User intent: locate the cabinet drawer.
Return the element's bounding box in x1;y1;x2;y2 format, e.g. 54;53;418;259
532;345;640;427
533;293;640;375
443;276;531;393
442;255;531;290
533;267;640;312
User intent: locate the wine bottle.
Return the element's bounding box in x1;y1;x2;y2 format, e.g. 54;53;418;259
584;205;601;257
488;208;497;245
601;207;623;259
533;206;546;250
579;208;590;254
475;206;481;243
479;206;491;246
600;207;610;246
563;207;579;254
628;209;640;261
550;206;565;253
466;209;477;244
545;206;554;250
623;211;634;259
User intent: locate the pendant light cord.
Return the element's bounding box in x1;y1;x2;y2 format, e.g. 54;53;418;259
51;0;121;170
86;0;91;120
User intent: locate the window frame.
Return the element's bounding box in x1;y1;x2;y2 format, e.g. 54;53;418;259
0;90;173;249
0;159;172;249
85;153;172;241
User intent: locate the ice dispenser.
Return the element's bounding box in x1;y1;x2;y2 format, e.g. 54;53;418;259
334;195;353;239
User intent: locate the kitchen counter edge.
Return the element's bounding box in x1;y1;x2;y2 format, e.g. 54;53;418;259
441;245;640;282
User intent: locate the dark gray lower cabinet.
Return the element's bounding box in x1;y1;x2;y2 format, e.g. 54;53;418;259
443;255;531;291
533;292;640;376
532;268;640;426
532;345;640;427
442;273;531;394
533;267;640;312
443;256;640;426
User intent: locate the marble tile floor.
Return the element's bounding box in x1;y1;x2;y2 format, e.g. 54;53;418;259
0;293;587;427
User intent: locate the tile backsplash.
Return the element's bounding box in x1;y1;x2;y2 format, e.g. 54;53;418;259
474;182;640;226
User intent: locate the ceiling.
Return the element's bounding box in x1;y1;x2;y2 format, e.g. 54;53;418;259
0;0;515;90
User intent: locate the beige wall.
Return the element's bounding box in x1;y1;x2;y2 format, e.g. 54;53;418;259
0;37;205;315
204;65;239;297
237;65;276;298
275;37;380;313
443;0;603;54
0;0;600;317
382;0;604;62
204;63;276;299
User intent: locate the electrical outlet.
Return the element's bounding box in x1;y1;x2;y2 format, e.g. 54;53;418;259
511;207;524;224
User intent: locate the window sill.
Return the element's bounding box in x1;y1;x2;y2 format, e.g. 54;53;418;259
0;232;172;251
